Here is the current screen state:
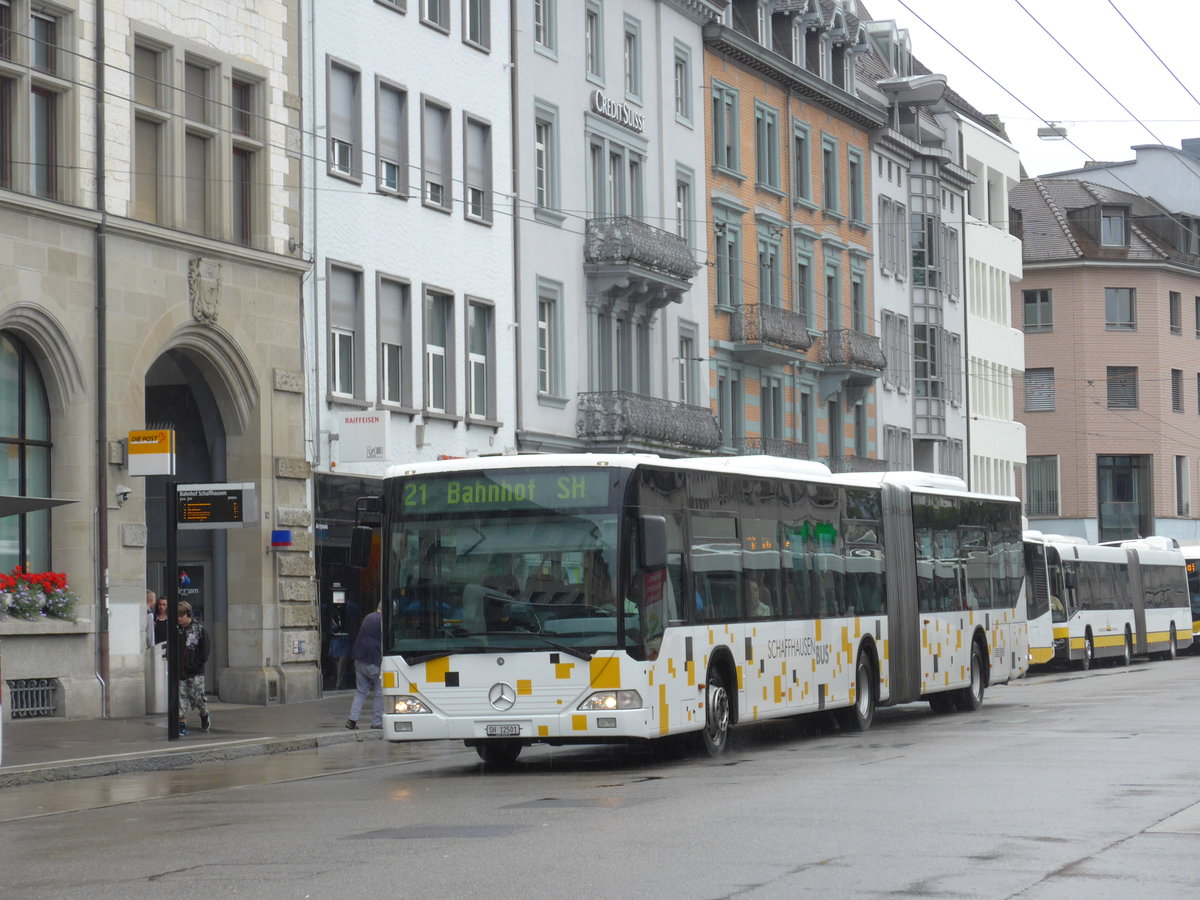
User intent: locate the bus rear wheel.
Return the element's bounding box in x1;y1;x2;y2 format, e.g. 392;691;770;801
953;642;985;712
1167;625;1178;660
475;740;522;765
1119;630;1132;666
837;652;876;732
698;668;731;757
928;692;956;714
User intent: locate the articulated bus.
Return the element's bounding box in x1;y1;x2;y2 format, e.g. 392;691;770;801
1024;532;1192;668
352;454;1027;763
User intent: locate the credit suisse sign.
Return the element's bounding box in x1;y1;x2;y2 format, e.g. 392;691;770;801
590;89;645;133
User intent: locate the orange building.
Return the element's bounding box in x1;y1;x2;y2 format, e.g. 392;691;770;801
701;4;886;468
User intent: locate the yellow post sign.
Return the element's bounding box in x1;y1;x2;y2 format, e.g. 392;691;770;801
128;429;176;476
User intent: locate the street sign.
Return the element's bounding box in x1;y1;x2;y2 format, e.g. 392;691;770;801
128;429;176;476
176;482;258;530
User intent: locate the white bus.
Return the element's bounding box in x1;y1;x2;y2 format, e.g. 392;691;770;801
1024;532;1192;668
1177;544;1200;649
352;454;1027;763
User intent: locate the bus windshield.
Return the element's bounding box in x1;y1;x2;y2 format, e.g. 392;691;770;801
382;468;634;659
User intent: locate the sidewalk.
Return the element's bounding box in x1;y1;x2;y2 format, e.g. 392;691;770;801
0;691;382;789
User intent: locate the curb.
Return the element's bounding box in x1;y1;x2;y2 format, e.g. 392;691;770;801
0;728;383;789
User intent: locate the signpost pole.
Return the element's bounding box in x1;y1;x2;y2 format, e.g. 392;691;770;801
166;478;180;740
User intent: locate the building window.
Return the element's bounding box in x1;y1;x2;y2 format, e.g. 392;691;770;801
533;0;556;53
711;81;738;173
673;43;691;123
824;262;841;331
1026;456;1059;517
132;43;166;220
754;102;780;191
379;277;411;406
795;248;813;328
1100;206;1126;246
1170;291;1182;334
230;75;263;246
467;300;494;420
1024;367;1054;411
328;265;363;398
1107;366;1137;409
792;122;811;204
421;96;451;211
715;220;741;308
881;310;911;392
1177;456;1190;516
464;0;490;50
590;137;643;219
1105;287;1136;330
5;6;70;201
821;135;838;213
623;17;641;101
758;229;782;307
674;170;693;245
424;289;454;413
328;60;361;180
1023;289;1052;332
533;103;559;212
463;114;492;223
850;270;866;332
848;147;864;224
884;425;912;471
585;2;603;80
536;279;563;397
678;328;699;405
716;366;744;450
1172;368;1184;412
421;0;450;32
376;80;408;196
0;332;52;573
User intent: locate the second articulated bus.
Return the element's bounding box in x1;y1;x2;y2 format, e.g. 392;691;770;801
1024;532;1192;668
353;454;1028;763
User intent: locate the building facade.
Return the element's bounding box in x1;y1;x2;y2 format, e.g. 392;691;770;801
1;0;312;718
1011;176;1200;543
703;0;887;468
512;0;722;458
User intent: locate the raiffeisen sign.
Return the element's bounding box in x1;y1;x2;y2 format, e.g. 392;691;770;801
590;89;645;133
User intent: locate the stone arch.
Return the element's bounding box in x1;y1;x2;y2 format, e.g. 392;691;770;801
0;302;86;413
160;323;260;436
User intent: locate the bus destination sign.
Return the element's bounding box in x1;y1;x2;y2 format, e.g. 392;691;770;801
401;471;613;514
177;483;258;530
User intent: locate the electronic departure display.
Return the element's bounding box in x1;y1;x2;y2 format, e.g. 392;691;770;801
176;483;257;530
399;471;614;515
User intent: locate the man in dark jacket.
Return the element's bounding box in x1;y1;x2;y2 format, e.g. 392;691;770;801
346;603;383;730
176;601;211;735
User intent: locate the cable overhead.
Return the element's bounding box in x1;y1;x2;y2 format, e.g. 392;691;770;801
1106;0;1200;113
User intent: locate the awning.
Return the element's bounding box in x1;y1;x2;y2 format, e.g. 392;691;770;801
0;495;78;518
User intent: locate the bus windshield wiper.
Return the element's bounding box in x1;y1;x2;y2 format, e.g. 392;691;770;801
470;630;593;661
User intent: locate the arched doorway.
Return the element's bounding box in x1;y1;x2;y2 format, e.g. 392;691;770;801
145;350;228;691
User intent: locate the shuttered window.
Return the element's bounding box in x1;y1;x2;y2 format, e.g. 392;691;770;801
1107;366;1137;409
1024;368;1054;411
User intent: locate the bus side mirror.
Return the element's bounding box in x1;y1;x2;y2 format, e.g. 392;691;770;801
1063;570;1077;590
640;515;667;571
349;525;374;569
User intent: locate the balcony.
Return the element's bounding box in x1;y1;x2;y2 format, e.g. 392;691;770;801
735;436;810;460
825;455;890;474
577;391;722;455
585;217;700;310
729;303;814;367
819;328;886;401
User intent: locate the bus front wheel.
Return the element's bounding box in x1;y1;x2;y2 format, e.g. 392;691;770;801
1167;625;1178;660
698;668;731;757
837;651;876;731
1077;633;1094;671
475;740;522;765
953;642;985;712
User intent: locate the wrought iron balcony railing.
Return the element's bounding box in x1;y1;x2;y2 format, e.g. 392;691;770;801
735;436;811;460
585;217;700;283
577;391;722;451
731;303;813;353
821;328;886;371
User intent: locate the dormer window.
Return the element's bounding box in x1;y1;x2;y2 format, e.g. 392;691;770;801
1100;206;1127;246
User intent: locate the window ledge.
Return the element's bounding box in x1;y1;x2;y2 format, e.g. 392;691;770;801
823;209;844;223
793;197;818;213
327;395;371;409
327;168;363;187
378;402;419;418
756;183;787;200
533;207;567;226
463;39;491;55
538;393;569;409
423;199;453;215
711;165;746;184
420;18;451;36
422;410;462;425
466;417;503;430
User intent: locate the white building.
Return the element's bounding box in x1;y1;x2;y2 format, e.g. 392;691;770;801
959;114;1024;496
300;0;516;687
512;0;723;456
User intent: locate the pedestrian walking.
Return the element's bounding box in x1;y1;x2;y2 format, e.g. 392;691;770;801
346;603;383;730
176;601;211;735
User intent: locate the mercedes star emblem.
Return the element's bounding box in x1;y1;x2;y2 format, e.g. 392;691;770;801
488;682;517;711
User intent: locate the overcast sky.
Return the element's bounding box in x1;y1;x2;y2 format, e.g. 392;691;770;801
861;0;1200;178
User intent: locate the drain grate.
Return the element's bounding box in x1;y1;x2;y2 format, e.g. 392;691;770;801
7;678;59;718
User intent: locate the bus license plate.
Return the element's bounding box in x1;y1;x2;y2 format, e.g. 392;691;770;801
485;723;521;737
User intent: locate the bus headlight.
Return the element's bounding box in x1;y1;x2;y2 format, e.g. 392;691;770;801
392;696;432;715
578;690;643;711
